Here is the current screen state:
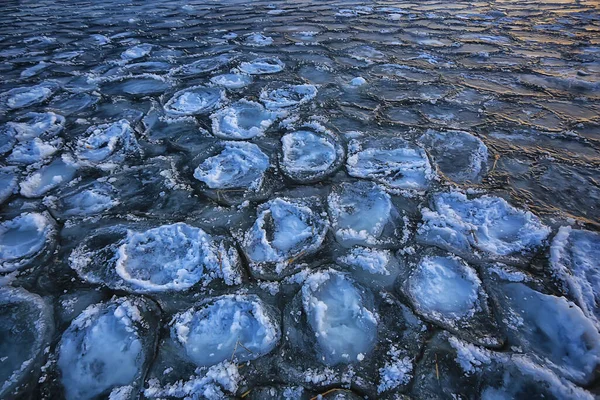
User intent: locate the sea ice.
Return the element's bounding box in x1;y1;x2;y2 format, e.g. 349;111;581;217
19;155;78;198
164;86;226;116
210;73;252;90
57;296;159;400
336;247;401;288
0;287;53;399
0;82;59;110
244;33;274;47
170;54;236;76
210;100;278;140
193;141;270;191
51;182;119;218
120;43;152;60
280;126;344;183
346;137;434;192
0;212;57;273
238;57;285;75
1;112;65;141
6;137;61;165
418;191;550;259
0;167;17;205
170;294;280;366
260;83;317;109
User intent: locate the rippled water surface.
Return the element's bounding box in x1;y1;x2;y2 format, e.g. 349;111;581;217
1;0;600;399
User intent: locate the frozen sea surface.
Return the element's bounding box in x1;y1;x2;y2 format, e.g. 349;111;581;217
1;0;599;398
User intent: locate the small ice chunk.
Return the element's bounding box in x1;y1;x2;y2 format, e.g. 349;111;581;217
0;212;56;273
194;142;270;191
210;100;278;140
74;119;140;168
0;287;53;398
260;84;317;109
280;127;343;183
210;73;252;90
350;77;367;86
238;57;285;75
494;283;600;385
327;181;396;247
164;86;226;116
7;137;61;165
418;191;550;258
120;43;152;60
57;297;158;400
55;182;118;217
170;295;280;366
1;82;59;110
19;156;78;198
2;112;65;141
302;269;378;365
418;129;488;183
550;227;600;328
347;137;434;191
20;62;50;78
0;168;18;205
337;247;401;288
244;33;274;47
171;54;235;76
242;197;328;276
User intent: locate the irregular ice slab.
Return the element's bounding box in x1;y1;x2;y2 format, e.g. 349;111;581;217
494;283;600;385
120;43;152;60
418;129;488;183
210;73;252;90
347;137;434;191
0;212;56;273
74;119;140;168
327;181;396;247
108;74;171;96
242;197;328;276
244;33;274;47
238;57;285;75
0;287;53;398
164;86;226;116
0;168;18;205
418;192;550;258
171;54;236;76
210;100;278;140
550;227;600;328
2;112;65;141
57;297;158;400
0;82;59;110
70;223;242;293
0;131;16;155
337;247;400;288
280;127;343;183
302;269;378;365
53;182;118;218
19;156;78;198
406;255;481;322
194;142;269;191
171;294;280;366
7;137;61;165
260;84;317;109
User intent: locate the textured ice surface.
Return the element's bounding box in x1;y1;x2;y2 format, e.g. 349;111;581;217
52;182;119;218
260;84;317;109
550;227;600;328
492;282;600;385
418;129;488;183
347;137;434;192
73;119;140;169
1;112;65;141
0;287;53;399
241;197;328;279
7;137;61;165
301;269;378;365
244;33;274;46
0;167;18;205
336;247;400;288
210;73;252;90
57;296;159;400
0;212;56;273
164;86;226;116
0;82;59;110
170;294;280;366
418;191;550;259
238;57;284;75
210;100;278;140
327;181;398;247
70;222;242;293
171;54;235;77
194;142;270;191
121;43;152;60
280;127;343;183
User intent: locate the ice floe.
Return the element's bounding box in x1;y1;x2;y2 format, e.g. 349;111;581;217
210;100;278;140
210;73;252;90
336;247;401;288
260;83;317;109
19;155;78;198
164;86;226;116
238;57;284;75
0;82;59;110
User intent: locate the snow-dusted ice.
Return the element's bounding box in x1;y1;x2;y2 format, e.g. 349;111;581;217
347;137;434;192
164;86;226;116
0;167;18;205
336;247;401;288
280;126;343;183
0;212;56;273
550;227;600;329
418;191;550;260
210;100;278;140
170;294;281;366
171;54;236;77
210;73;253;90
238;57;284;75
70;222;242;293
57;296;159;400
260;84;317;109
194;141;270;191
1;112;65;141
19;155;78;198
0;82;59;110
